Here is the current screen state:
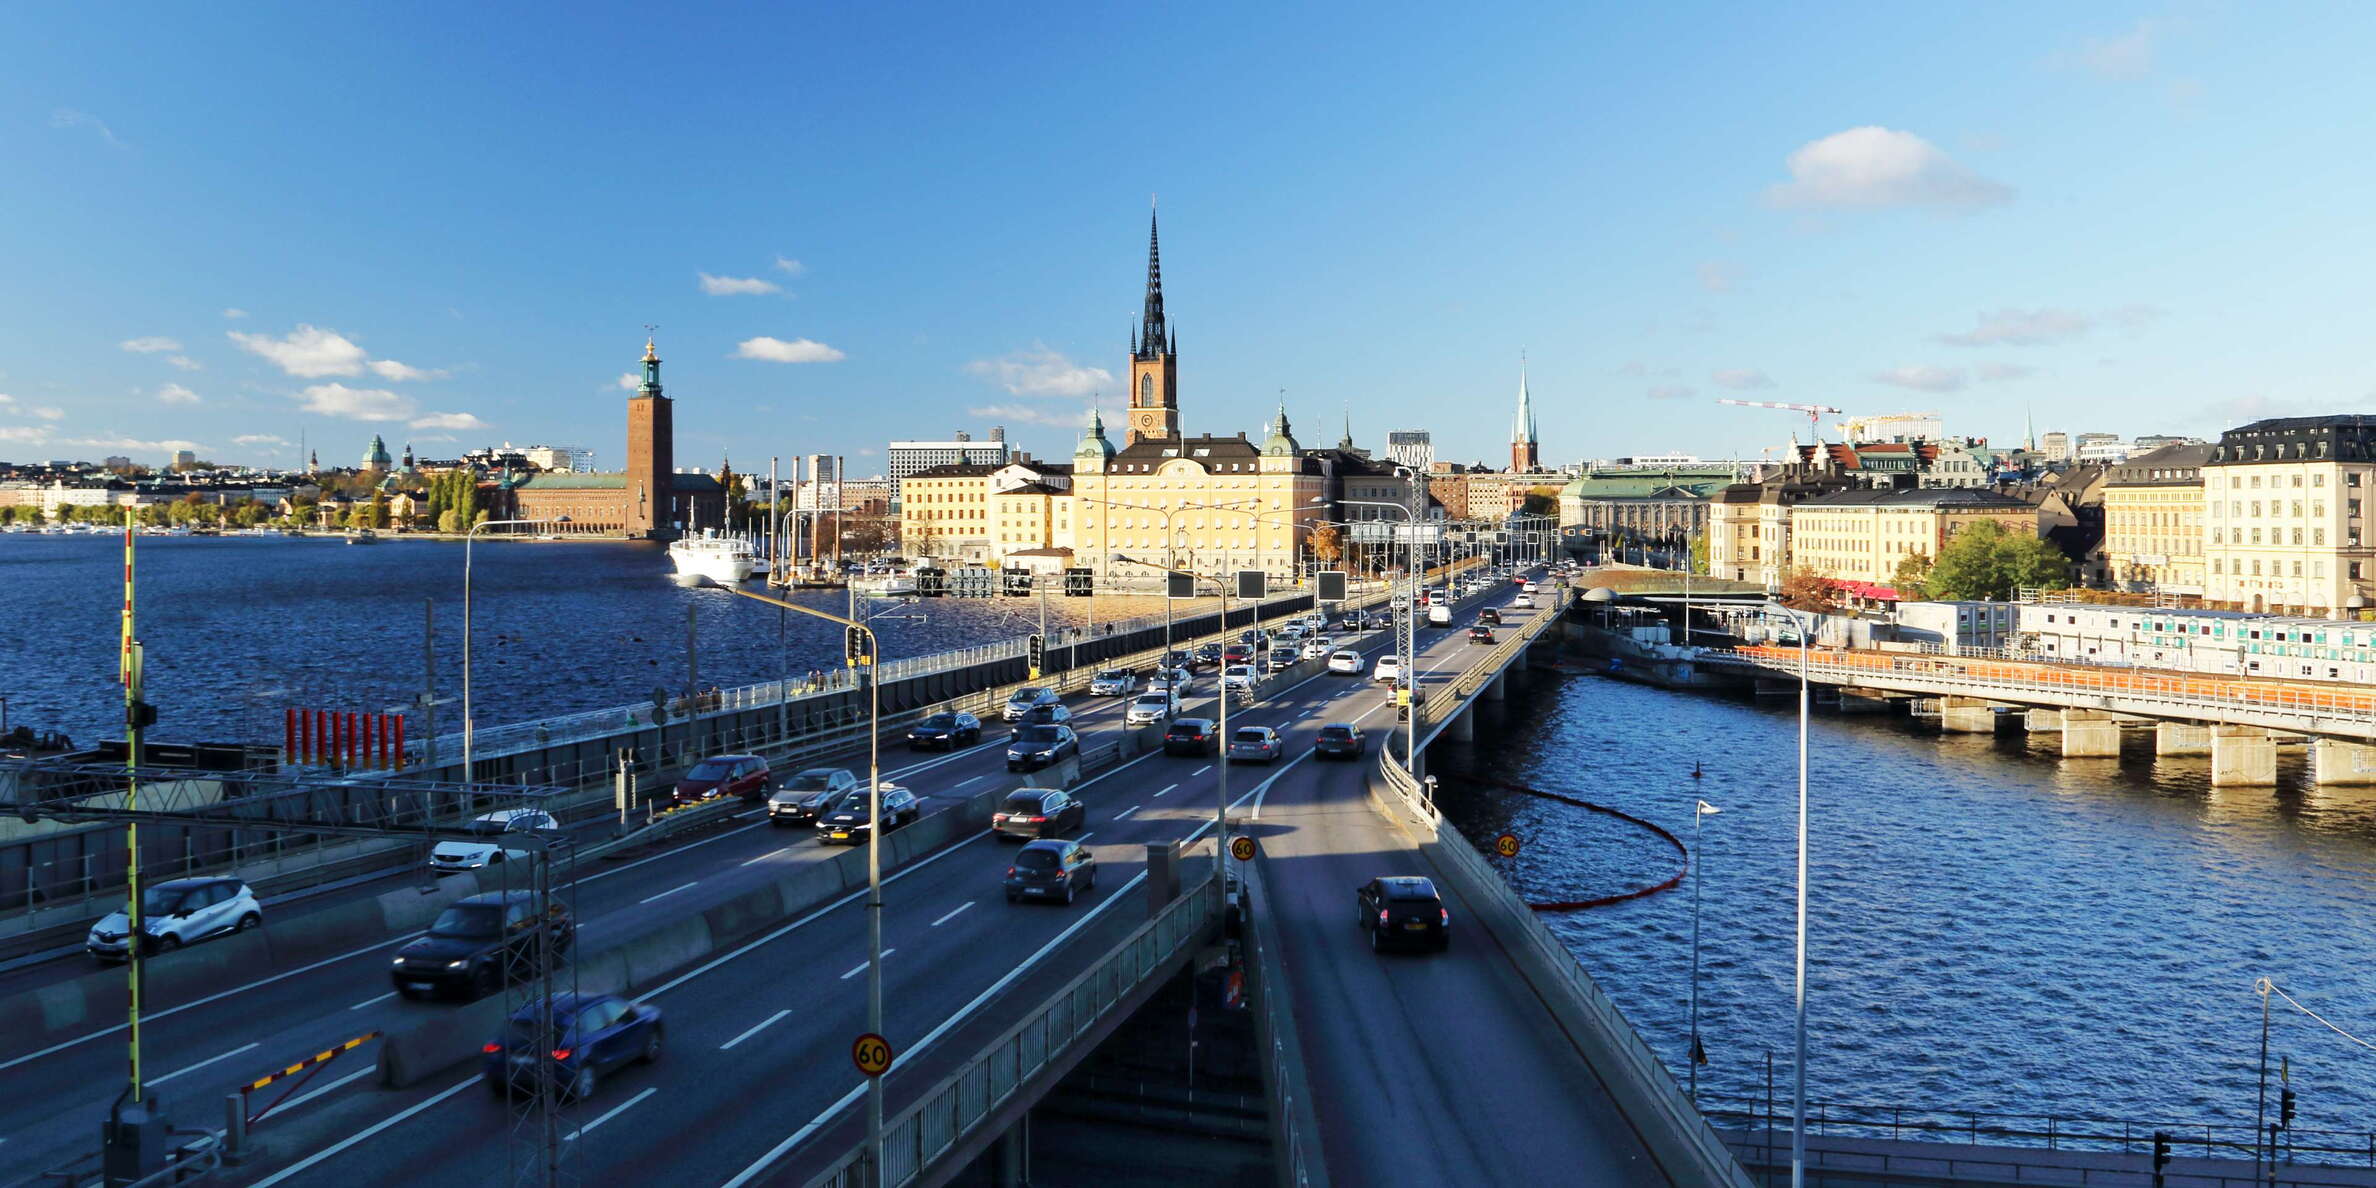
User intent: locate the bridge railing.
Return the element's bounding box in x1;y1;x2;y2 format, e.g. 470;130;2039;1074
804;868;1223;1188
1419;585;1569;722
1698;1094;2376;1169
1238;855;1329;1188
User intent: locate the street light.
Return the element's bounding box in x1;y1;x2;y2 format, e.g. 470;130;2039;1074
1078;497;1260;714
1689;798;1722;1104
463;515;568;781
1341;493;1424;775
1747;601;1815;1188
1113;557;1250;889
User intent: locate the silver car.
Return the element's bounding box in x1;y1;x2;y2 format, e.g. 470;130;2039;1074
1088;670;1141;697
1003;687;1061;722
87;877;262;961
1227;726;1284;764
1125;691;1178;725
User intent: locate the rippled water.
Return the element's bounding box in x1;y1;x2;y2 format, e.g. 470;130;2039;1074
0;534;1195;745
1435;672;2376;1140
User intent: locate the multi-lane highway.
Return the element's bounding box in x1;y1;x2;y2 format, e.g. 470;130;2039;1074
0;567;1547;1186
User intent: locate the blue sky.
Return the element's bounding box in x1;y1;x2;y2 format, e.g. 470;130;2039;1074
4;2;2372;471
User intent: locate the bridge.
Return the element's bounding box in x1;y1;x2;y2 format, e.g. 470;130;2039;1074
0;569;1748;1188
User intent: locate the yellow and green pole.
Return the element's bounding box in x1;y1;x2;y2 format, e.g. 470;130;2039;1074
121;508;145;1102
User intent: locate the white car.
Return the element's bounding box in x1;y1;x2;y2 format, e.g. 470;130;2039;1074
1088;670;1141;697
1327;649;1364;675
430;809;556;873
1513;593;1534;610
1126;690;1179;725
1521;580;1538;594
1148;671;1192;698
1301;638;1332;661
1372;655;1403;684
87;877;261;961
1221;664;1258;692
1426;604;1453;627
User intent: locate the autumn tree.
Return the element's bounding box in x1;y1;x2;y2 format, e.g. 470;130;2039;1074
1309;521;1344;565
1891;552;1936;599
1778;565;1843;614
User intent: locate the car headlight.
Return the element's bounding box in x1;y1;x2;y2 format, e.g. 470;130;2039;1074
391;956;407;967
447;959;466;969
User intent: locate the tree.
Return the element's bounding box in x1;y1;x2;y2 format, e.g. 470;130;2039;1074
1927;520;2070;601
368;489;389;530
1310;521;1344;565
1687;531;1710;576
438;508;463;534
1778;565;1843;614
1891;552;1935;599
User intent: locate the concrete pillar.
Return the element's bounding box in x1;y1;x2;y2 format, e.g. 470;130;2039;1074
2024;710;2063;734
992;1110;1030;1187
1836;689;1889;715
2211;726;2279;787
1145;842;1180;919
1754;679;1797;699
1939;697;1999;734
2312;739;2376;785
1447;705;1475;741
1482;672;1506;702
2059;711;2121;758
2155;723;2212;756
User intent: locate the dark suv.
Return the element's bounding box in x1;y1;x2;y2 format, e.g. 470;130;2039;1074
1006;724;1079;772
1356;876;1448;953
1313;723;1365;760
1163;718;1218;756
1004;839;1096;904
390;891;575;1000
993;788;1088;840
815;785;921;845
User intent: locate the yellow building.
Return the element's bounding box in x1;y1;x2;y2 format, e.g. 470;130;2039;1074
2101;443;2209;596
2203;416;2376;614
1788;487;2040;587
1066;407;1324;581
899;462;998;562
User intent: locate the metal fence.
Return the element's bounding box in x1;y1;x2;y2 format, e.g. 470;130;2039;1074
1239;857;1328;1187
1701;1096;2376;1169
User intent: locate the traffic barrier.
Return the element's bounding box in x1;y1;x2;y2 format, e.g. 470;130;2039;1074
263;875;482;967
699;881;790;947
144;929;277;1005
617;916;716;989
376;996;509;1089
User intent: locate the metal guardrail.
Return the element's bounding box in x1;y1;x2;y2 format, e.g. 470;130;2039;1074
1701;1097;2376;1169
1238;857;1328;1187
805;869;1223;1188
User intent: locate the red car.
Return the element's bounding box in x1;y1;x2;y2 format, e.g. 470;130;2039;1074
672;754;771;805
1222;644;1253;665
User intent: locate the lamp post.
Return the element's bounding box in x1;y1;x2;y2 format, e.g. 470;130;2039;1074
1115;556;1241;877
1081;496;1258;717
1689;798;1722;1104
463;516;567;781
1342;489;1424;774
1750;600;1816;1188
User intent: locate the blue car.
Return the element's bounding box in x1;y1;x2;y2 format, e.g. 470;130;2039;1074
482;992;664;1100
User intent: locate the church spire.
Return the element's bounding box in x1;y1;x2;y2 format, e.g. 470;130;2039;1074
1138;205;1169;359
1513;355;1538;446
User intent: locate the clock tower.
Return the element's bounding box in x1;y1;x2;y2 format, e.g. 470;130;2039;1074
1126;209;1179;447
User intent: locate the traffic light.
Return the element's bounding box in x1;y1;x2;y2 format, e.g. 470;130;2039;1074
1063;568;1093;597
1027;633;1045;676
2281;1087;2297;1129
844;626;872;667
1317;569;1347;602
1167;572;1194;599
126;700;158;731
1236;569;1265;601
2151;1131;2170;1172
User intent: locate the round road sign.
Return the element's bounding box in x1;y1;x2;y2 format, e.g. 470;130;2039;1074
1229;835;1256;863
1494;833;1521;859
852;1032;894;1078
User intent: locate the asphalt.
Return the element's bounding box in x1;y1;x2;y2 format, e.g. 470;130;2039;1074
0;566;1568;1187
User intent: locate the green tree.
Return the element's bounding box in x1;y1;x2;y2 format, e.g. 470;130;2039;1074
1687;531;1710;575
368;489;388;530
1891;552;1936;599
1926;520;2069;601
438;508;463;534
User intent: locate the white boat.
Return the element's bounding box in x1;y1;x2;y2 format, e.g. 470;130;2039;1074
345;528;380;545
852;572;918;597
668;529;766;587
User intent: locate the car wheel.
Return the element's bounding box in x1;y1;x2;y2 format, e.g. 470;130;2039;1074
1435;934;1450;953
236;913;261;933
1006;892;1019;904
1063;882;1076;906
157;934;182;953
640;1024;664;1064
395;986;419;1001
571;1063;597;1101
485;1074;510;1097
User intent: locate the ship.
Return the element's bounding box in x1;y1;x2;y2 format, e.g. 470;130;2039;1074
668;529;766;587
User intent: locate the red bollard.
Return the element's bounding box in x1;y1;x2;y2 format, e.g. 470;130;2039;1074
285;708;297;765
391;714;405;770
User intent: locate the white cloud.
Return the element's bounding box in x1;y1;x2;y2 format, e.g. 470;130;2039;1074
617;372;641;390
1648;385;1695;400
51;108;123;147
735;336;846;363
120;336;183;354
229;324;368;377
1764;126;2012;211
367;358;449;382
1698;261;1735;293
1976;362;2038;382
156;383;201;405
2064;21;2156;81
29;406;64;421
233;433;290;447
0;393;14;404
293;383;415;422
1615;361;1648;377
966;402;1089;428
166;355;202;371
774;256;806;275
222;308;248;319
67;435;208;454
700;272;782;296
1711;368;1774;390
1869;365;1967;393
0;425;47;444
1936;308;2094;347
409;412;489;431
962;346;1112;398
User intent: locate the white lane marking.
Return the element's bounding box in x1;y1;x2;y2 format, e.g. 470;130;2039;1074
349;991;397;1011
1074;832;1095;844
249;1075;478;1188
838;948;896;981
722;866;1154;1188
1113;806;1139;820
930;901;975;928
639;881;699;905
720;1009;792;1051
955;775;984;789
739;850;779;867
566;1087;657;1142
272;1064;375;1115
148;1040;259;1086
1153;783;1177;798
1193;765;1212;777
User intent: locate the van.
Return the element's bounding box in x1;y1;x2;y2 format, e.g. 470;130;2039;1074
1426;604;1452;627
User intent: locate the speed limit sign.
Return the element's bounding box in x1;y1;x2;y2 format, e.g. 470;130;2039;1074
1494;833;1521;859
1229;835;1256;862
852;1032;893;1077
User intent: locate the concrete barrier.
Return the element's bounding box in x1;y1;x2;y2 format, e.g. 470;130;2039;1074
618;917;716;989
263;874;482;968
699;882;790;950
377;995;510;1089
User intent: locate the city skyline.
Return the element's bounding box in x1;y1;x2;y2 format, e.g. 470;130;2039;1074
8;4;2376;470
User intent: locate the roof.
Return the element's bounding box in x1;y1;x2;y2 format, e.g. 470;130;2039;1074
514;473;627;490
1795;487;2033;510
1560;472;1732;499
998;482;1064;496
906;462;1002;480
2105;442;2214;486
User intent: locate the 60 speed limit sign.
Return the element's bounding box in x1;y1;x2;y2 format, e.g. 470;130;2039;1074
852;1032;894;1078
1229;835;1256;862
1494;833;1521;859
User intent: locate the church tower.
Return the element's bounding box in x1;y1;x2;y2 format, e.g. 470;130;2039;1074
1510;358;1541;473
1125;209;1180;447
626;334;676;539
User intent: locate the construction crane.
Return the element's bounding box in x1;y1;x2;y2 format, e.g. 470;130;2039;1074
1717;398;1843;445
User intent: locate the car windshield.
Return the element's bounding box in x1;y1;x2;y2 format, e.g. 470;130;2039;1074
429;903;505;938
1002;793;1048;813
1385;881;1439;902
918;715;956;730
1014;849;1060;871
686;760;733;781
1319;726;1354;741
1227;666;1252;677
1017;726;1062;744
1009;688;1047;704
831;793;872;814
1380;655;1398;664
1232;729;1268;743
1098;671;1128;681
1133;695;1166;705
1169;720;1207;734
789;770;842;791
465;817;517;836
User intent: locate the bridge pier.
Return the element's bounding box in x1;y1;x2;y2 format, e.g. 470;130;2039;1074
2155;723;2213;756
2211;726;2278;787
1835;688;1891;714
1446;705;1476;741
1482;672;1506;702
2059;711;2122;758
990;1111;1031;1187
2023;710;2062;734
2312;739;2376;785
1939;697;1999;734
1753;678;1797;699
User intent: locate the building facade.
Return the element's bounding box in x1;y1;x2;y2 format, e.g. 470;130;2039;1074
2102;442;2210;596
1788;487;2041;587
1385;430;1433;473
509;337;724;537
887;431;1009;501
2203;416;2376;613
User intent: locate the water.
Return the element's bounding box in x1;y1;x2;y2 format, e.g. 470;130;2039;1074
0;534;1198;746
1435;673;2376;1144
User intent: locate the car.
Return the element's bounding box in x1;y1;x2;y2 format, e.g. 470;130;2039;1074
1314;723;1365;759
1326;649;1364;675
1192;643;1224;666
429;809;557;872
1265;648;1298;673
1221;664;1258;692
482;992;663;1101
992;788;1087;841
1221;644;1253;665
672;753;770;804
1373;655;1402;684
767;768;857;826
1426;604;1453;627
1478;607;1502;626
1236;630;1265;646
1300;638;1332;661
1339;613;1366;632
1227;726;1284;763
1357;875;1449;952
814;784;921;844
1146;672;1188;700
1002;687;1061;722
1521;580;1539;594
1277;623;1309;642
1165;649;1199;672
1163;718;1218;756
1025;703;1075;726
1004;838;1097;904
1469;624;1496;645
1006;724;1079;771
1513;593;1534;609
1126;690;1179;725
390;890;575;1000
1088;670;1141;697
906;711;984;750
86;877;261;961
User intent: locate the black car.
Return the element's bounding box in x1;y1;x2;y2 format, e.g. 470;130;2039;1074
1478;607;1502;626
992;788;1087;841
815;784;921;845
482;992;663;1102
1339;614;1366;632
1314;723;1365;759
1004;839;1096;904
905;711;983;751
1468;625;1496;645
1163;718;1218;756
1005;724;1079;772
1357;876;1449;952
390;891;575;1000
1165;649;1198;672
1192;643;1224;666
1025;703;1074;726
